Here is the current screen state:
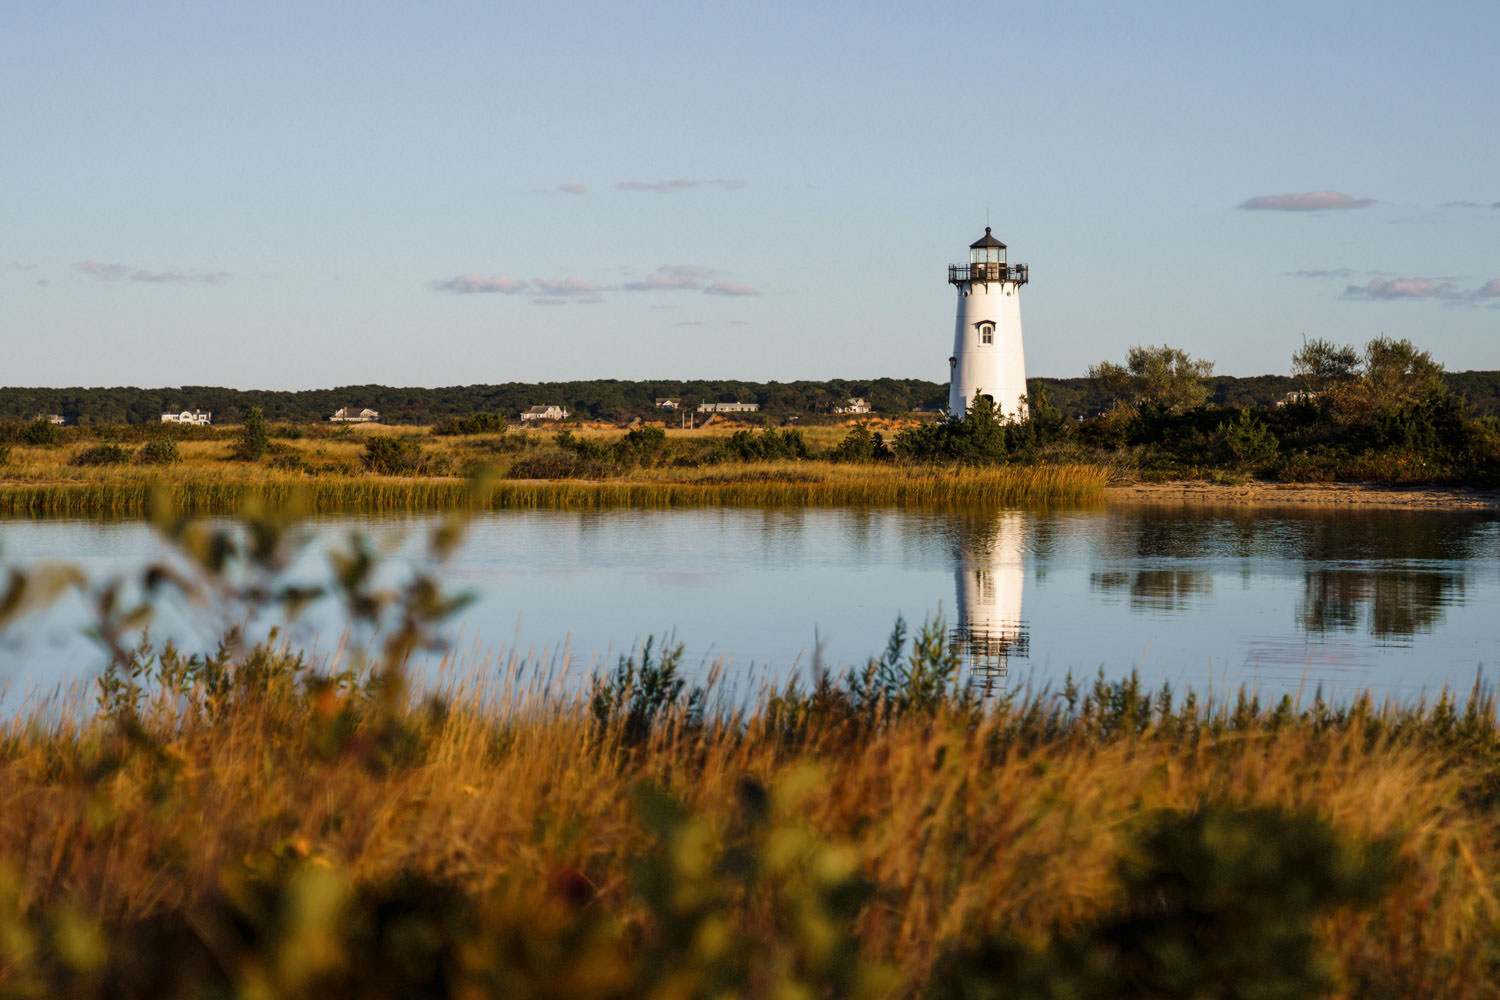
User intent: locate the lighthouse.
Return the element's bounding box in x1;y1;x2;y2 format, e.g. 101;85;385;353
948;227;1029;419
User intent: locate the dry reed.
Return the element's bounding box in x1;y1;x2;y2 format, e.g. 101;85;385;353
2;664;1498;996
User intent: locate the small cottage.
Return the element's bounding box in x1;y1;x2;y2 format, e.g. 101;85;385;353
160;410;212;426
330;407;381;423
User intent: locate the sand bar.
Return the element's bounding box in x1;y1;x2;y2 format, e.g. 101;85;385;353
1107;479;1500;511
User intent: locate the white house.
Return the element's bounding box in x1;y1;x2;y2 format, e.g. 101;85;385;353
330;407;381;423
520;404;570;422
161;410;212;425
696;401;760;414
1274;390;1317;408
654;398;681;410
833;397;872;415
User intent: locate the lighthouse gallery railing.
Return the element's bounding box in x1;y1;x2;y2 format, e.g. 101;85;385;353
948;263;1029;286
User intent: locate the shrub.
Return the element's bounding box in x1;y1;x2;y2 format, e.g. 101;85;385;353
361;436;427;475
134;438;180;465
828;423;890;463
0;442;10;465
506;448;603;479
433;412;508;436
719;428;809;461
22;419;57;447
1211;410;1279;468
266;441;307;472
70;443;130;466
930;805;1398;1000
232;406;269;461
612;425;668;466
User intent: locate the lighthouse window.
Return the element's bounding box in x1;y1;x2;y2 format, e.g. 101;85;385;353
978;322;994;345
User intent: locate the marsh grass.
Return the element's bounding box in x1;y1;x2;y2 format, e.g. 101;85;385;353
2;654;1500;997
0;458;1109;516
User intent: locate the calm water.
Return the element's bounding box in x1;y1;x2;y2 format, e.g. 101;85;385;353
1;504;1497;705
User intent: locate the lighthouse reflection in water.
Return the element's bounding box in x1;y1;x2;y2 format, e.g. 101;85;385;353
950;511;1030;692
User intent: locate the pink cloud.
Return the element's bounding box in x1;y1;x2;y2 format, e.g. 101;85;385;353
1342;277;1454;300
1238;191;1375;212
76;260;130;280
532;277;607;296
1477;279;1500;298
558;183;587;195
77;260;226;283
623;265;715;291
431;274;528;294
703;281;759;296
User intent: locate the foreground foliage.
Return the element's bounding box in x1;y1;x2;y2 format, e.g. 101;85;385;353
2;509;1500;997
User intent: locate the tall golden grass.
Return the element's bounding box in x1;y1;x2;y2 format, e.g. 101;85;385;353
0;461;1108;516
3;662;1499;996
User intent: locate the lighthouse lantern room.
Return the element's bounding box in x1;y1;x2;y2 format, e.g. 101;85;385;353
947;227;1029;420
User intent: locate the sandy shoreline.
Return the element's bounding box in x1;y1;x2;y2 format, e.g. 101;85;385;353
1107;479;1500;511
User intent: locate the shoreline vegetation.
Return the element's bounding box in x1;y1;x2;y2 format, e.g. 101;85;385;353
2;335;1496;517
3;500;1499;997
0;461;1111;517
5;643;1500;996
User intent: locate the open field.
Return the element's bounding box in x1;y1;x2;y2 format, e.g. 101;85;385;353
3;650;1500;998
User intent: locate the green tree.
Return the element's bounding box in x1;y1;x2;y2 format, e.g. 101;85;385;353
1089;345;1215;415
1362;334;1445;411
1298;335;1448;424
1291;336;1360;394
234;406;269;461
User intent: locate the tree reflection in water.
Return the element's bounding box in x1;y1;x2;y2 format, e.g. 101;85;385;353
1292;511;1479;642
1085;504;1485;642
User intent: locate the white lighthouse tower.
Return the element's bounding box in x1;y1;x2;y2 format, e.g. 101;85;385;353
948;227;1029;419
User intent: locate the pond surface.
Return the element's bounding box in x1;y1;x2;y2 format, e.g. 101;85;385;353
2;504;1497;706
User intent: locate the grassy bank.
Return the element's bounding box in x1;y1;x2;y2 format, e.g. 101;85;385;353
0;460;1109;516
3;652;1499;998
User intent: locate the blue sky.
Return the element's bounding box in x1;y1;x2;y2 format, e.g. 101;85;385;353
3;0;1496;390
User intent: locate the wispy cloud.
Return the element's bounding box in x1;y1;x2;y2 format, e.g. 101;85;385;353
76;260;227;283
431;274;529;294
132;268;229;284
623;265;715;291
615;178;746;193
1343;277;1455;300
1286;268;1357;279
1443;200;1500;209
431;265;758;305
1238;191;1375;212
703;281;759;296
673;320;706;327
531;277;607;304
558;183;587;195
77;261;130;280
1341;276;1500;302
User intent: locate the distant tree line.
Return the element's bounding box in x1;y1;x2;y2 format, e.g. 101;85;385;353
2;370;1497;427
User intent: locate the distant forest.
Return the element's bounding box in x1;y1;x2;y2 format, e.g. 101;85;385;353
4;371;1499;425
